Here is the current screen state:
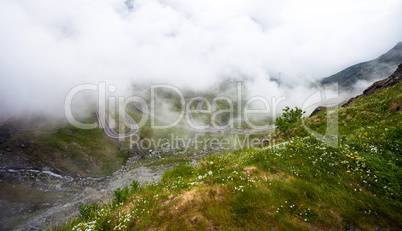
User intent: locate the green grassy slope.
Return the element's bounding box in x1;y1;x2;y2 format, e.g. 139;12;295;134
51;83;401;230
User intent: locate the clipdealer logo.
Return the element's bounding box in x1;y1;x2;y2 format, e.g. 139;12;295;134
64;82;339;148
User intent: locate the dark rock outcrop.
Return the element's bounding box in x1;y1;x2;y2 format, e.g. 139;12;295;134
309;106;329;117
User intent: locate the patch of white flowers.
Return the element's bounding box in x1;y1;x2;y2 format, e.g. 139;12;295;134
72;221;96;231
114;211;132;230
197;171;213;180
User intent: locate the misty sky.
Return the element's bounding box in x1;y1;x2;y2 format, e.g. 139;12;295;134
0;0;401;116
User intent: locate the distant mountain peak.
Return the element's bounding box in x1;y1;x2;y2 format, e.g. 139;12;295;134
377;41;402;63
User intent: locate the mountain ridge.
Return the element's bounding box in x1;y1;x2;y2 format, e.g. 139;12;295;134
321;42;402;90
342;61;402;107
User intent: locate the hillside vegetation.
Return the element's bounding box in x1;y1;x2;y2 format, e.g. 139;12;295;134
51;81;401;230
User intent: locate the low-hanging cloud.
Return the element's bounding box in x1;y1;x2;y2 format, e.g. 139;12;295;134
0;0;401;119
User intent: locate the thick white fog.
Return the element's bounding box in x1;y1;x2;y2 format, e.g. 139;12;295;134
0;0;401;119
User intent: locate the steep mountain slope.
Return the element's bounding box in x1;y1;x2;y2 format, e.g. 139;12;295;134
343;62;402;106
321;42;402;90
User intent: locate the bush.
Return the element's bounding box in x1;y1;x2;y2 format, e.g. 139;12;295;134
130;180;140;193
275;106;305;139
79;202;98;220
112;180;140;205
113;186;130;205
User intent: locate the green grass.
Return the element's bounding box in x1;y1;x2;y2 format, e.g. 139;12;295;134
146;156;189;168
50;84;401;230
